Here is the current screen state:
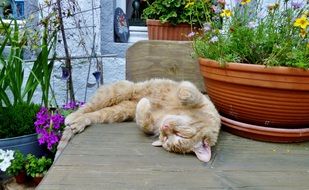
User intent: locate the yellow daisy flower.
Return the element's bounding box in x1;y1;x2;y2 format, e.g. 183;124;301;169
241;0;251;5
220;9;232;17
294;15;309;29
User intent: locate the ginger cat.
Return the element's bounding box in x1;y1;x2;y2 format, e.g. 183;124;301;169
57;79;221;162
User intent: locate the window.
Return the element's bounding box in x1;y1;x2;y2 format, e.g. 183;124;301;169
0;0;25;20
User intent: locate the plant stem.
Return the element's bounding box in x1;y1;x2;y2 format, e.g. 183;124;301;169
56;0;75;103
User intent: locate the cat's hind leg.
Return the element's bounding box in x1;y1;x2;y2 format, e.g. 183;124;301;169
69;100;136;134
136;98;159;136
177;81;204;107
65;80;134;126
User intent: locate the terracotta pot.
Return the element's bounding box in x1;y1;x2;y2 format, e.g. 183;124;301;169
198;58;309;142
15;170;26;184
146;19;196;41
33;176;44;186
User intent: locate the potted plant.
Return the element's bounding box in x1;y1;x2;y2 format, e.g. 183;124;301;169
0;16;57;180
4;150;27;184
142;0;214;40
192;0;309;142
25;154;52;186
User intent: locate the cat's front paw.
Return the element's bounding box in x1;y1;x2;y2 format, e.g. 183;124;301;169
68;115;91;134
136;98;151;116
65;112;83;126
177;82;201;106
136;98;157;135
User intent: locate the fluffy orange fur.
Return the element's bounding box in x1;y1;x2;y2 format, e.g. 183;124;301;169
56;79;221;162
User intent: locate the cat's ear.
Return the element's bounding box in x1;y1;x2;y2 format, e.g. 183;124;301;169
193;140;211;162
152;140;163;147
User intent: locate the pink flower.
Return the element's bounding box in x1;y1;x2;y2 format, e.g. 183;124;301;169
217;0;226;5
187;31;195;38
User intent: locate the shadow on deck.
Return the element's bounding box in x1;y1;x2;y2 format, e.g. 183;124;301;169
37;122;309;190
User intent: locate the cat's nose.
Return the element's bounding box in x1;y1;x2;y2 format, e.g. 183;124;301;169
160;125;169;132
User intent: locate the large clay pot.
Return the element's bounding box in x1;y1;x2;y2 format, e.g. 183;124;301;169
198;58;309;142
146;19;195;41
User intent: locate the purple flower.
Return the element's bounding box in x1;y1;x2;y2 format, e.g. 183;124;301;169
35;102;84;151
51;114;65;130
212;5;221;14
291;1;302;9
35;107;65;151
92;71;101;83
62;101;85;110
61;66;70;80
233;0;241;4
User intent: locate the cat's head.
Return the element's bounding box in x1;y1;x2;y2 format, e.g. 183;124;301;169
152;115;216;163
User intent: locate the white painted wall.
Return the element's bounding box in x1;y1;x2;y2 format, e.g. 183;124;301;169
116;0;126;12
34;0;125;103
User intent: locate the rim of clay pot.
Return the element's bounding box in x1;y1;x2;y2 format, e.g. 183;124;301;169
198;58;309;90
221;116;309;143
199;58;309;76
146;19;193;27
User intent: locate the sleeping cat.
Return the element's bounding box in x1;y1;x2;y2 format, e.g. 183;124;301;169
56;79;221;162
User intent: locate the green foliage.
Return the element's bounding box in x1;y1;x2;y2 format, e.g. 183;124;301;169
0;22;10;36
193;0;309;69
142;0;213;26
6;150;25;176
0;17;57;108
25;154;52;178
0;102;40;138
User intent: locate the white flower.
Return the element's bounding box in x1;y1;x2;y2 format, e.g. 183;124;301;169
248;21;258;29
210;36;219;43
0;149;15;172
203;23;212;32
0;159;12;172
4;150;14;160
0;149;5;160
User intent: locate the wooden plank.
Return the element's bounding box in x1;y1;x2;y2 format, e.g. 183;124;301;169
126;40;205;92
37;123;309;190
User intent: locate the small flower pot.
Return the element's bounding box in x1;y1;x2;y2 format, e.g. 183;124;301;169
33;176;44;186
146;19;197;41
15;170;26;184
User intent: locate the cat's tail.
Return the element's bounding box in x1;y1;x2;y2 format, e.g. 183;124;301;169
54;127;74;162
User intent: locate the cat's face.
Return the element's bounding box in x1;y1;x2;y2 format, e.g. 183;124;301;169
152;115;211;162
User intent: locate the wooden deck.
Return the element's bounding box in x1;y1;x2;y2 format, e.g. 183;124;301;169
37;122;309;190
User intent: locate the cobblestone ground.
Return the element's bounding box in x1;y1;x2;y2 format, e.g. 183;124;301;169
1;178;35;190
